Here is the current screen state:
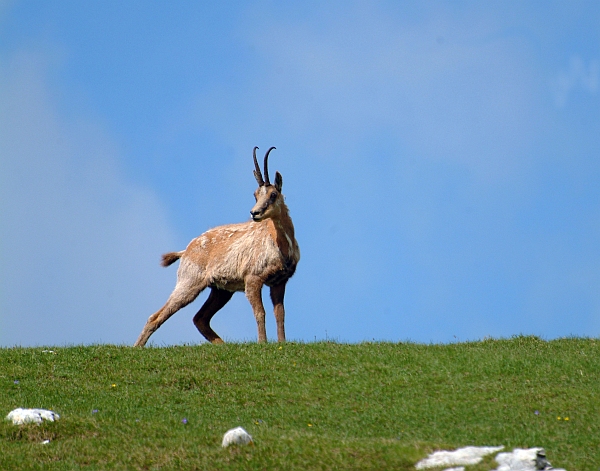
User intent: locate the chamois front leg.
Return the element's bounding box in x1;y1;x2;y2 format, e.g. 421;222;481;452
245;276;267;343
270;283;286;342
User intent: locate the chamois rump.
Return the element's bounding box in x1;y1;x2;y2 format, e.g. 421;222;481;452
134;147;300;346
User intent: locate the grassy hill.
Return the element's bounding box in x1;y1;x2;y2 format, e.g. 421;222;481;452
1;337;598;470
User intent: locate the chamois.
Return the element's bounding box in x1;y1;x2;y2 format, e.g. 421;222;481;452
134;147;300;346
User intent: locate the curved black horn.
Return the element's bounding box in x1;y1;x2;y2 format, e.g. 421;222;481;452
253;146;264;186
263;147;276;185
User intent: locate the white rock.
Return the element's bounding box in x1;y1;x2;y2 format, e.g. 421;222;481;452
493;448;539;471
221;426;253;447
493;448;566;471
415;446;504;469
6;408;60;425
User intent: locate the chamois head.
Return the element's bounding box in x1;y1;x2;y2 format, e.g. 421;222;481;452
250;146;283;222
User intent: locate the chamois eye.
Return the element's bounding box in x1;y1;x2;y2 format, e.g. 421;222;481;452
270;192;278;201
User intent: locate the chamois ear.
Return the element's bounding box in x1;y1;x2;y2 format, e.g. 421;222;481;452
274;171;283;192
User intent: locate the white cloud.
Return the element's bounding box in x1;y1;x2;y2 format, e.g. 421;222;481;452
551;56;599;107
0;0;14;19
0;50;190;346
187;3;545;190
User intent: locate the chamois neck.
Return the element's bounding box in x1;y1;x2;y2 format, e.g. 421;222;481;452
274;201;295;237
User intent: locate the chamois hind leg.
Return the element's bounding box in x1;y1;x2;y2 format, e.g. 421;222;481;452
193;287;234;344
270;282;287;342
245;276;267;343
134;277;207;347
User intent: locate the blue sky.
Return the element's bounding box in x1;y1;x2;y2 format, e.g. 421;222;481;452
1;1;599;346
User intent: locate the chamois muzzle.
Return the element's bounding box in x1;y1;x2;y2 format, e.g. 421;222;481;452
250;192;270;221
250;210;263;221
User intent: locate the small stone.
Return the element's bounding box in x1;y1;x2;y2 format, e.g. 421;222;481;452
6;408;60;425
221;426;253;447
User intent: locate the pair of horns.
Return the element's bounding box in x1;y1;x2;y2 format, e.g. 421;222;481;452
253;146;276;186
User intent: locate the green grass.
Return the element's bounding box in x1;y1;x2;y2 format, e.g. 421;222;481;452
1;337;599;470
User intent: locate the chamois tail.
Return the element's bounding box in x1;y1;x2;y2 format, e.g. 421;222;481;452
161;251;184;267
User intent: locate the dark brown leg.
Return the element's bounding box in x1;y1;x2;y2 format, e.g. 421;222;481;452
193;287;234;344
270;283;287;342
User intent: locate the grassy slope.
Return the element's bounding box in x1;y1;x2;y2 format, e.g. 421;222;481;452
1;337;598;470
